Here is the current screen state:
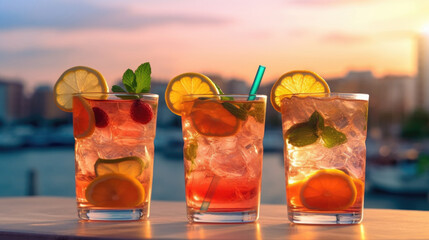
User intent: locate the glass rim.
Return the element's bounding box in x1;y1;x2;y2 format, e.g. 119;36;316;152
279;92;369;100
183;94;267;98
69;92;159;98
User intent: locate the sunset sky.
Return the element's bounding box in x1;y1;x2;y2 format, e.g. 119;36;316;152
1;0;428;91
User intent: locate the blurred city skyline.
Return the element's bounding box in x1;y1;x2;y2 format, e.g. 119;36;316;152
1;0;429;91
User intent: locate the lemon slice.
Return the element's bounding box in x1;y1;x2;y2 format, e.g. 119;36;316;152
85;173;145;208
270;70;330;112
95;156;145;177
54;66;109;112
165;72;219;115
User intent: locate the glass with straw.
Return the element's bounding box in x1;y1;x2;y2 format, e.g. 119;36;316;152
180;66;267;222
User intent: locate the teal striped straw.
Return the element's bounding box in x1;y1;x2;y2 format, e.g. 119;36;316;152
248;65;266;100
199;65;266;212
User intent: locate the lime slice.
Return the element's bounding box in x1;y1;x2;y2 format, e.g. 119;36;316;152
95;156;145;177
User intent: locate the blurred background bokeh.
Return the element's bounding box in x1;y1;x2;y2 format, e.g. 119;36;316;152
0;0;428;210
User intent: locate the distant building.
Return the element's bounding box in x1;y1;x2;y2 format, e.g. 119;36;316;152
151;80;178;126
417;32;429;110
30;86;68;121
226;79;249;94
205;74;225;91
258;82;281;126
0;79;25;124
328;71;415;136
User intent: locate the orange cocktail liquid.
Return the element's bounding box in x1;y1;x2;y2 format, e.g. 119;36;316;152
281;94;368;224
185;172;260;211
181;95;266;222
73;94;157;221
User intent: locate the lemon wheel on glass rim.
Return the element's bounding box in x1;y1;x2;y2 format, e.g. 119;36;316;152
165;72;220;115
270;70;330;112
54;66;109;112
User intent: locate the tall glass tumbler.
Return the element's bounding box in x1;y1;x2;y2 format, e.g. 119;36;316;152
73;93;158;221
180;94;266;223
281;93;368;224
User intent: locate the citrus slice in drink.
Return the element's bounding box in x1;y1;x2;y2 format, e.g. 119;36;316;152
85;173;145;208
165;73;219;115
95;156;145;177
54;66;109;112
300;169;357;211
73;96;95;138
190;100;240;137
270;70;330;112
287;180;303;206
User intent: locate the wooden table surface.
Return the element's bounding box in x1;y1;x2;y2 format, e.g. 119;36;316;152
0;197;427;240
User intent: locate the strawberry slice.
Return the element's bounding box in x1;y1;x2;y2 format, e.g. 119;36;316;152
130;100;153;124
93;107;109;128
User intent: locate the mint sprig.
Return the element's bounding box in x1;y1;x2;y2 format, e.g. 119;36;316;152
184;140;198;174
221;102;248;121
112;62;151;95
219;101;265;123
286;111;347;148
135;63;151;93
321;126;347;148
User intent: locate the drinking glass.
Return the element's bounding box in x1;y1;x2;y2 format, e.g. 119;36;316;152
281;93;368;224
73;93;158;221
180;94;266;223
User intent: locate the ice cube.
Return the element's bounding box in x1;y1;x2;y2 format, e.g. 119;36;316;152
209;151;248;178
75;138;99;175
91;125;113;144
343;141;366;179
207;135;237;153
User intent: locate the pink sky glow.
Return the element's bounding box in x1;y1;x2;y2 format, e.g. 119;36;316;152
0;0;428;91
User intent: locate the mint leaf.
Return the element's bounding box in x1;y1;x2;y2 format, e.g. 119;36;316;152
309;111;324;130
122;69;136;93
242;103;253;111
112;85;139;99
222;102;248;121
135;62;151;93
247;102;265;123
321;126;347;148
112;85;126;93
184;140;198;165
285;110;348;148
286;122;319;147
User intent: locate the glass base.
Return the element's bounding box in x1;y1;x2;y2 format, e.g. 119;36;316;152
188;209;258;223
288;211;362;224
78;208;148;221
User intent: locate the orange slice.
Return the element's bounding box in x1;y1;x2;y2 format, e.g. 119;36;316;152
165;73;219;116
190;100;239;137
270;70;330;112
85;173;145;208
300;169;357;211
73;96;95;138
287;180;303;207
353;178;365;204
54;66;109;112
